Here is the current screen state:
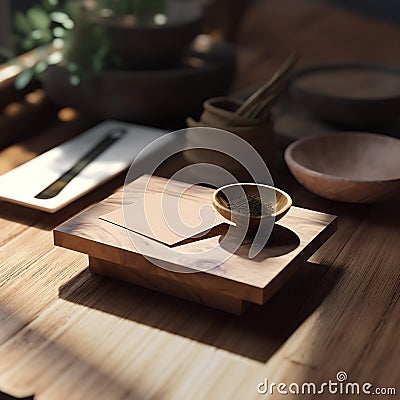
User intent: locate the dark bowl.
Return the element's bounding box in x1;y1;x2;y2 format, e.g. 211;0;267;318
212;183;292;236
43;37;235;124
103;11;203;68
290;63;400;129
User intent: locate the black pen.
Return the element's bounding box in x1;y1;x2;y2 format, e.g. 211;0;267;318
35;127;127;200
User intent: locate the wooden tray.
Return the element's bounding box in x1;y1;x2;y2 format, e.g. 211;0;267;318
54;175;337;314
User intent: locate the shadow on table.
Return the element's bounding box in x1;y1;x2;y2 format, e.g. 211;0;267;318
0;303;151;400
59;260;344;363
219;224;301;261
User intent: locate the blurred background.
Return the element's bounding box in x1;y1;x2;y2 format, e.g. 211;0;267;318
1;0;400;55
1;0;400;149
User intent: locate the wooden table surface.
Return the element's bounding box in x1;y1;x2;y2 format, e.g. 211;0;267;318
0;1;399;399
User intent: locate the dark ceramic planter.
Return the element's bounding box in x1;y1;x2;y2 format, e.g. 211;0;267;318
103;14;203;69
43;39;235;124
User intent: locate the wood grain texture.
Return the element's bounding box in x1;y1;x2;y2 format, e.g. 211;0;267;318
0;0;399;398
54;175;336;312
89;256;250;315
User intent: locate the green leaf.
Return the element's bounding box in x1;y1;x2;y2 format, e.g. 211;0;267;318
47;51;63;65
52;38;64;49
63;1;81;19
92;59;102;73
15;69;34;90
21;37;35;50
36;45;50;58
41;28;53;43
66;62;78;72
62;19;75;30
31;29;43;40
27;7;51;30
49;11;69;24
69;74;80;86
53;26;65;37
97;41;110;58
92;40;110;73
50;11;75;29
14;12;33;35
42;0;58;10
0;46;15;60
34;60;48;74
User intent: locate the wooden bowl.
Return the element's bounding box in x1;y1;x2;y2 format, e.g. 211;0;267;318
212;183;292;235
290;63;400;129
284;132;400;203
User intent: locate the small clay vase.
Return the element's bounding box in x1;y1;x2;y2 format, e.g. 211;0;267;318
185;96;276;176
201;97;264;127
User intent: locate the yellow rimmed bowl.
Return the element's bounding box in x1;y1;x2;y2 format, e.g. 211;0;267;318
212;183;292;235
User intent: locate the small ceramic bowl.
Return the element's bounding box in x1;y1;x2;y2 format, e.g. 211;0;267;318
212;183;292;235
284;132;400;203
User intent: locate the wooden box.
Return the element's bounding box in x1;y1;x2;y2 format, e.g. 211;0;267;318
54;175;337;314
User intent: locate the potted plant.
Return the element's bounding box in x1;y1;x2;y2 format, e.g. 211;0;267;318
6;0;235;123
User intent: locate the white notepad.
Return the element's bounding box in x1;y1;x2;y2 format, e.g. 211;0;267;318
0;120;167;213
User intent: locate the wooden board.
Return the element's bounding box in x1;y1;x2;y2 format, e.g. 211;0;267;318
0;2;400;399
54;175;337;314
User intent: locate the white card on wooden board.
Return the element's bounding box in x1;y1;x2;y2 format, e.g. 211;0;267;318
0;120;168;213
100;190;227;246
